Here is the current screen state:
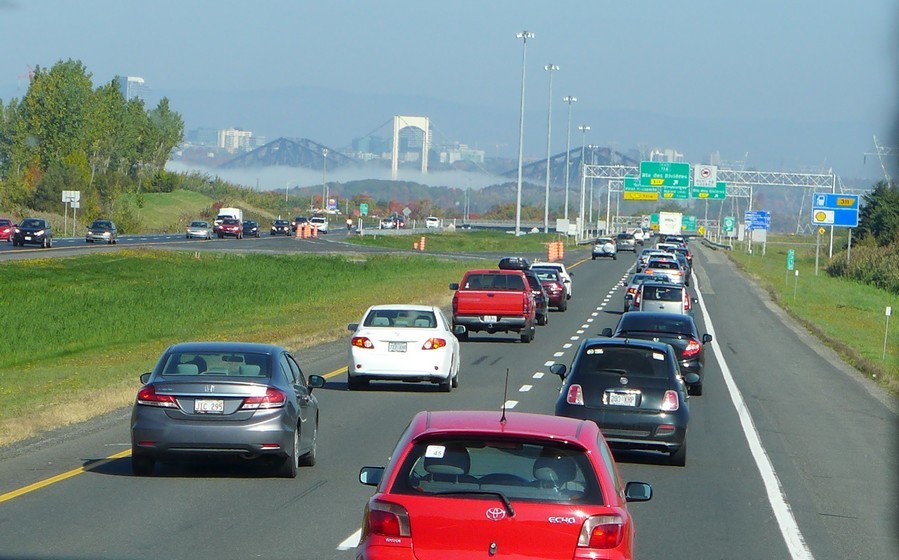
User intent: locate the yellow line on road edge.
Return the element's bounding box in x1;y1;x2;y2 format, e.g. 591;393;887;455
0;367;344;504
0;449;132;504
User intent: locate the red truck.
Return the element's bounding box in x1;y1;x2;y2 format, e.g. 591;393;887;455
449;269;537;343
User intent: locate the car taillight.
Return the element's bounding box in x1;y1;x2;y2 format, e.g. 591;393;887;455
627;287;636;295
661;390;679;411
240;387;287;410
566;384;584;405
363;500;411;538
634;290;642;307
578;514;625;549
683;338;702;357
422;338;447;350
683;290;691;311
352;336;374;349
136;385;178;408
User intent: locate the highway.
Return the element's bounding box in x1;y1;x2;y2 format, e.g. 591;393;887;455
0;237;895;559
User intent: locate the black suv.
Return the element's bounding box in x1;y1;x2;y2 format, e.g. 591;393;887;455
497;256;532;270
13;217;53;248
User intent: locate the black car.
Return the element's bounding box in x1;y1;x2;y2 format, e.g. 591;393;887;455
271;219;292;236
242;220;261;238
12;217;52;248
522;269;549;326
292;216;308;232
497;256;532;270
602;312;712;395
552;338;695;466
85;219;118;244
130;341;325;478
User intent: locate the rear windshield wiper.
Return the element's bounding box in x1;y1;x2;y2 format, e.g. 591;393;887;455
433;489;515;517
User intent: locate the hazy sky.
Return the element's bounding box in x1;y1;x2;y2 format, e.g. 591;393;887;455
1;0;897;181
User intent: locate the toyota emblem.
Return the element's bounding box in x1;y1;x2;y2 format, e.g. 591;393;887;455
485;507;506;521
619;377;629;385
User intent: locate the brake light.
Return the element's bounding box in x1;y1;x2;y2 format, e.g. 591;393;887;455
566;384;584;405
578;514;625;549
363;500;411;538
634;290;642;307
240;387;287;410
684;290;691;312
352;336;374;349
661;390;679;411
627;287;636;295
683;338;702;357
136;385;178;408
422;338;447;350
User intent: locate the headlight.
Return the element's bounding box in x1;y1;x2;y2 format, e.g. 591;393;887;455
36;229;45;236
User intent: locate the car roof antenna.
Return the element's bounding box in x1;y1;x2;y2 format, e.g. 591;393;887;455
500;368;510;424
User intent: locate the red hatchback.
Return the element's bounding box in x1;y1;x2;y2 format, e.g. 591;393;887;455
357;410;652;560
0;217;13;242
531;267;568;312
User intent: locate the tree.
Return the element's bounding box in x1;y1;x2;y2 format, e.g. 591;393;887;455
857;181;899;246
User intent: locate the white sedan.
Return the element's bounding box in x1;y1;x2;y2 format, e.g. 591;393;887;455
346;304;463;391
425;216;441;229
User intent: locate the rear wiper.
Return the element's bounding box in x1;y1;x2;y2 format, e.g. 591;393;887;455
434;490;515;517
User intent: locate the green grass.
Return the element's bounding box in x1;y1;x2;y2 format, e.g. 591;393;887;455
0;250;487;433
122;189;214;231
726;237;899;393
348;229;577;253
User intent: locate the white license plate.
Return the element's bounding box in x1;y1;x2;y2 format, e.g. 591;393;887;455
609;392;637;406
388;342;407;352
482;315;498;323
24;236;31;241
194;399;224;413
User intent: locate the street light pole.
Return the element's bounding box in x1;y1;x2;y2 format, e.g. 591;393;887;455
321;148;329;212
514;30;534;237
562;95;577;220
543;64;559;234
587;145;598;224
577;125;590;240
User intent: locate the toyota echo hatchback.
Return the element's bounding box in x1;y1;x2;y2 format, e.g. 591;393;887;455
356;410;652;560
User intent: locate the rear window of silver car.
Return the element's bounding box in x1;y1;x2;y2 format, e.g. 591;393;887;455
160;352;271;378
642;285;683;301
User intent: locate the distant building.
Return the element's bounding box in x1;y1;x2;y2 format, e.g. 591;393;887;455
219;128;254;153
186;128;220;147
439;144;485;165
648;148;684;163
116;76;146;101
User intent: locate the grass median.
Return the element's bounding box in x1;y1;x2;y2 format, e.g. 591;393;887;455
0;249;487;446
724;236;898;394
348;229;575;253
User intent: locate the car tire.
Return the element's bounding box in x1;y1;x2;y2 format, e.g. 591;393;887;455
690;382;703;396
558;299;568;312
612;254;617;260
218;234;223;239
537;313;547;326
592;256;596;260
347;375;368;391
520;325;535;343
451;369;459;388
131;453;155;476
438;376;452;392
279;428;300;478
670;441;687;467
298;422;317;467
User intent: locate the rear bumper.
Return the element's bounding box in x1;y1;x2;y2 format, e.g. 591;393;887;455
454;315;528;333
555;405;688;452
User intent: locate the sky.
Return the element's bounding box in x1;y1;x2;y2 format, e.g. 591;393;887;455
1;0;897;184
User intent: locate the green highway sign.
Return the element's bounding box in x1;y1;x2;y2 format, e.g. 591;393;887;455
639;161;691;187
787;249;795;271
683;216;697;231
359;203;369;216
723;216;736;232
650;213;660;230
661;184;690;199
692;181;727;200
623;176;659;200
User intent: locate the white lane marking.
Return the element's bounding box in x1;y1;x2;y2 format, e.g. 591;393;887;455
581;324;590;329
587;318;594;323
544;361;555;367
503;400;519;409
603;297;610;302
519;385;532;392
569;336;579;341
694;274;814;560
532;372;544;379
563;343;572;349
576;330;585;334
337;529;361;550
554;352;564;357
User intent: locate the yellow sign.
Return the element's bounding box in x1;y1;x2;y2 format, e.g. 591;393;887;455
836;197;855;207
818;227;826;235
624;191;659;201
650;178;664;186
698;225;706;235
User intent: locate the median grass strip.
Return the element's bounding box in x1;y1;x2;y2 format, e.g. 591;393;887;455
725;237;898;394
0;249;486;446
347;229;575;253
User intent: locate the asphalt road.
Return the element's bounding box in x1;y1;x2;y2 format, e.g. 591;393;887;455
0;237;895;560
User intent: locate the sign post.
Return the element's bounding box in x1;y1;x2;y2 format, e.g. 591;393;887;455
786;249;795;286
884;306;892;361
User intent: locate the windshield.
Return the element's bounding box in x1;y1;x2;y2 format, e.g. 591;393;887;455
390;438;602;505
20;219;42;228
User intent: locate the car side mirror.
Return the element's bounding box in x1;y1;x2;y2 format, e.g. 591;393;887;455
702;333;713;344
307;375;325;390
601;327;613;337
453;325;467;336
347;323;359;332
140;372;151;384
624;481;652;502
449;283;459;291
359;466;384;486
549;363;567;379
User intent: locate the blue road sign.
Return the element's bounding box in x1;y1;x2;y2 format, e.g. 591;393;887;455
744;210;771;231
811;193;859;227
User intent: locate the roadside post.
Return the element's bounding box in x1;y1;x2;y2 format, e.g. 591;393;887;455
786;249;795;287
814;227;824;276
884;307;892;361
793;270;799;302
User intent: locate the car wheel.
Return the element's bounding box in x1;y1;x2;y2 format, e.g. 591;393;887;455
298;421;317;467
41;238;48;248
279;428;300;478
592;256;596;260
218;234;223;239
537;313;547;326
689;382;703;396
347;375;368;391
670;440;687;467
451;368;459;388
558;299;568;312
131;453;155;476
612;254;617;260
520;325;535;343
438;375;452;392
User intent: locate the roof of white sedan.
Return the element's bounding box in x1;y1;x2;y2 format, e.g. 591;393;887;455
365;304;437;312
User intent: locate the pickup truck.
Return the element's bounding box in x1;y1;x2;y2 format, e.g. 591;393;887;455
449;269;537;343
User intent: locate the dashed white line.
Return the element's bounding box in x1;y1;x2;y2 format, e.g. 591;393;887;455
576;330;585;334
553;352;564;357
563;343;572;349
519;385;533;392
532;372;544;379
503;400;519;409
569;336;579;341
543;361;555;367
581;324;590;329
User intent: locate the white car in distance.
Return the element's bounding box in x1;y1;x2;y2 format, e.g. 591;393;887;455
425;216;441;229
346;304;463;391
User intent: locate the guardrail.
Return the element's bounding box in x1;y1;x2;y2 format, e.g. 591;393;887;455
700;237;732;251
